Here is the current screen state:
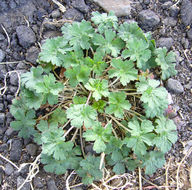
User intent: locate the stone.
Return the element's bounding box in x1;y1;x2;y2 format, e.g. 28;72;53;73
166;78;184;94
5;163;14;176
181;0;192;26
0;103;4;112
0;113;5;125
26;144;38;156
0;49;5;62
10;139;23;162
33;177;44;188
63;8;84;22
181;37;189;49
156;37;174;50
47;179;58;190
6;95;14;104
16;62;29;70
0;65;7;80
161;1;172;9
10;72;19;86
189;103;192;109
0;33;5;41
51;9;61;19
92;0;133;17
43;31;62;39
175;51;184;64
138;10;160;30
5;127;15;137
26;46;40;65
187;29;192;40
0;143;8;152
71;0;89;13
163;17;177;27
143;0;150;5
16;25;36;48
17;176;30;190
169;5;180;18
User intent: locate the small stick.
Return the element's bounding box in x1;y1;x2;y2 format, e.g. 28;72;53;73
63;126;74;138
80;128;86;158
0;153;19;170
69;182;83;189
141;176;159;189
176;146;192;190
1;24;10;48
66;170;75;190
51;0;66;12
165;158;171;190
71;128;79;142
138;167;142;190
99;152;105;170
108;77;120;88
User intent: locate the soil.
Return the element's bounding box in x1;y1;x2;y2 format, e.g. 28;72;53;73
0;0;191;189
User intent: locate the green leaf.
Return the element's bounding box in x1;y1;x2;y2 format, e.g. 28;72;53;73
141;151;166;175
61;21;94;50
153;117;177;153
77;155;103;185
73;96;87;105
65;65;91;87
83;122;112;153
22;88;44;110
91;11;118;33
122;38;151;70
136;77;168;118
92;100;107;113
10;109;36;138
49;107;67;125
41;148;82;175
93;29;125;57
38;37;72;66
35;74;64;105
109;59;138;86
118;22;146;42
123;119;155;156
21;66;44;90
105;92;131;118
85;79;109;101
66;104;97;128
155;47;177;80
113;162;125;174
85;53;107;76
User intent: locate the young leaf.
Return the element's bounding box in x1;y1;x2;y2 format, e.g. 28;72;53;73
38;37;72;66
35;74;64;105
153;117;177;153
123;119;155;156
65;65;91;87
92;100;107;113
141;151;166;175
73;96;87;105
61;21;94;50
85;79;109;101
83;122;112;153
91;11;118;33
85;53;107;76
77;155;103;185
48;107;67;125
136;77;168;118
10;109;36;138
93;29;125;57
105;92;131;118
122;38;151;70
21;66;44;90
66;104;97;128
108;59;138;86
155;47;177;80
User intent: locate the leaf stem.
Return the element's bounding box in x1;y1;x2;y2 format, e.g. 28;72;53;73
108;77;120;88
80;128;86;158
107;114;131;133
86;92;92;105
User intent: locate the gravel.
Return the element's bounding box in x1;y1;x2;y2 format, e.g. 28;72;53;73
166;78;184;94
63;8;84;22
47;179;58;190
0;49;5;62
71;0;89;13
10;139;23;162
138;9;160;30
17;176;30;190
181;0;192;26
16;25;36;48
156;37;174;50
5;163;14;176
